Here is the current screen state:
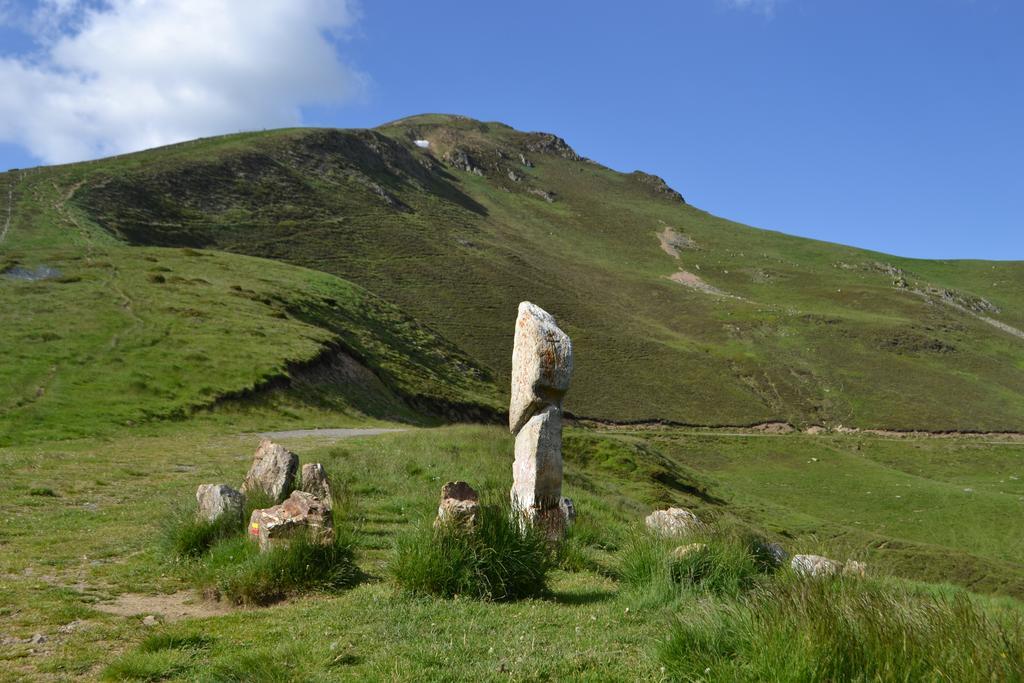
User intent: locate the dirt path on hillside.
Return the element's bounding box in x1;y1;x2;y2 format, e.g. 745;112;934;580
256;427;407;440
573;418;1024;443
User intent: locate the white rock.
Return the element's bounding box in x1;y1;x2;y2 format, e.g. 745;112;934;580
241;439;298;503
195;484;244;524
645;507;704;538
509;302;573;435
791;554;843;578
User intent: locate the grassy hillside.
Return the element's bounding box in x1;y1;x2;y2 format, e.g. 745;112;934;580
0;240;501;446
5;114;1019;431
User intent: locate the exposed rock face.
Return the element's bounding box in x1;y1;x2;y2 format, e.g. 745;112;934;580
241;439;298;503
300;463;332;511
195;484;244;525
524;132;580;161
645;507;704;538
248;490;333;552
509;302;573;435
791;554;843;578
509;302;574;540
631;171;686;204
435;481;480;528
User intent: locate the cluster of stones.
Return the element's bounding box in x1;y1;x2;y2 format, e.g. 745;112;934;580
195;438;334;552
644;506;866;578
509;302;576;540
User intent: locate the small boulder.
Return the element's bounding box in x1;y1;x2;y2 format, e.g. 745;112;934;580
195;484;244;525
559;497;576;526
248;490;333;552
300;463;332;511
435;481;480;528
645;507;704;538
765;542;789;567
791;554;843;578
241;439;298;503
671;543;708;560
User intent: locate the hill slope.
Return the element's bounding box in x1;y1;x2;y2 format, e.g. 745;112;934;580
3;114;1024;432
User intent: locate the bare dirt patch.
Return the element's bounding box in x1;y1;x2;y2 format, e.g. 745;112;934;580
94;591;234;622
656;227;697;258
667;270;730;297
750;422;795;434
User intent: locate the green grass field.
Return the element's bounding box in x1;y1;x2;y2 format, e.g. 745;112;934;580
2;422;1023;680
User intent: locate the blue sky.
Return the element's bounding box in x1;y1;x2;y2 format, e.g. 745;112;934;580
1;0;1021;260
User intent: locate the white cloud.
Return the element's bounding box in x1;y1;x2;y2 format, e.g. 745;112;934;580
0;0;365;164
719;0;780;17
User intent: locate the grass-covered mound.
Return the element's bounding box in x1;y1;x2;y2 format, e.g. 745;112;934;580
391;499;553;601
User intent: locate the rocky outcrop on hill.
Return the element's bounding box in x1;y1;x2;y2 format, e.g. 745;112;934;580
631;171;686;203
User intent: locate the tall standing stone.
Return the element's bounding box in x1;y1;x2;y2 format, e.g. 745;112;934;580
509;302;574;539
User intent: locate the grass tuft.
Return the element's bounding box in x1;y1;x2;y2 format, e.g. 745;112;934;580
391;498;553;601
28;487;57;497
199;529;361;606
618;526;777;605
659;577;1024;682
161;504;243;559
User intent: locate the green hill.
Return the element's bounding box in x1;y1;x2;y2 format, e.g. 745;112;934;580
3;114;1024;436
